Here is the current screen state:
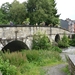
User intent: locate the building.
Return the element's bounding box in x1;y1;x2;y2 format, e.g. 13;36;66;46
60;18;75;33
60;19;68;30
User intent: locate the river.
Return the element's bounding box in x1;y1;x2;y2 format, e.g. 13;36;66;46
62;46;75;54
60;46;75;61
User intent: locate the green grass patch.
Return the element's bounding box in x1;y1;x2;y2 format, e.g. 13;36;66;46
62;65;71;75
0;50;62;75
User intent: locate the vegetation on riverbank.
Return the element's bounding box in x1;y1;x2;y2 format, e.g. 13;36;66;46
62;65;71;75
0;32;71;75
0;50;62;75
58;33;69;48
69;34;75;46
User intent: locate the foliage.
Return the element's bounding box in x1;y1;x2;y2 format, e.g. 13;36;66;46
0;0;27;24
0;9;9;24
58;33;69;48
1;2;10;24
1;2;10;14
51;46;62;53
69;34;75;46
32;32;51;50
69;39;75;46
22;18;30;25
0;56;19;75
27;0;59;25
0;0;59;25
10;0;27;24
62;65;71;75
2;52;27;67
25;50;40;62
1;50;61;75
22;50;61;66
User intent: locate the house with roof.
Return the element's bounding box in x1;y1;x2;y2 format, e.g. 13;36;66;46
60;18;75;33
60;19;68;30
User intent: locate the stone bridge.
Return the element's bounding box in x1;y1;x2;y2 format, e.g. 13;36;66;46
0;25;70;51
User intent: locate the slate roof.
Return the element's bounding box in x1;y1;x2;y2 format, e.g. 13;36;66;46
60;19;69;30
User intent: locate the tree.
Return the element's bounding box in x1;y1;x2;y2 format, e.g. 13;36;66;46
27;0;59;25
1;2;10;14
0;9;5;24
1;2;11;24
10;0;27;24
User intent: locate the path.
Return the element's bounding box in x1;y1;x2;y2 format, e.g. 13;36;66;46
45;64;67;75
45;46;75;75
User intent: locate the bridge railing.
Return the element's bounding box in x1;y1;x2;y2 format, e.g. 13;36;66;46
0;25;70;32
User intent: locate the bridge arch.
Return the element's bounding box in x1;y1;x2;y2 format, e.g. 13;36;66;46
0;26;70;49
55;34;60;42
2;40;29;52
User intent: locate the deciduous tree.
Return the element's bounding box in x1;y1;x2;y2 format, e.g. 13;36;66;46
10;0;27;24
27;0;60;26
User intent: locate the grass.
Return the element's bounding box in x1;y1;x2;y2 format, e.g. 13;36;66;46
0;50;62;75
62;65;71;75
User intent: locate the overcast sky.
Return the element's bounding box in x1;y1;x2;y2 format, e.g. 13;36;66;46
0;0;75;20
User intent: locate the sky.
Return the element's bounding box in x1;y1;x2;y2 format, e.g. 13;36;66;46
56;0;75;20
0;0;75;20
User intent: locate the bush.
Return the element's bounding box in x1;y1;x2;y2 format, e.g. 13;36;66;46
0;57;19;75
2;52;27;67
69;36;75;46
0;50;62;75
25;50;40;62
22;50;61;66
51;46;62;53
32;32;51;50
58;33;69;48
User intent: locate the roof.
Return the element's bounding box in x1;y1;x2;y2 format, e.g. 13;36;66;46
60;19;69;30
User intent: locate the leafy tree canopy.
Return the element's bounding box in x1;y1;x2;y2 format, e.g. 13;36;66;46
27;0;60;26
0;0;59;26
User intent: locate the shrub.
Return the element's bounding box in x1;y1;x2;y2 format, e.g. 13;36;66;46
32;32;51;50
0;57;19;75
24;50;40;62
2;52;27;67
0;50;62;75
51;46;62;53
69;39;75;46
58;33;69;48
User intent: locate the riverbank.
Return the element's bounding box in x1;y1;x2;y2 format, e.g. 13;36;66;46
45;46;75;75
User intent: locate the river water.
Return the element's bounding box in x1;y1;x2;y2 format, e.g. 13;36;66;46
62;46;75;54
60;46;75;61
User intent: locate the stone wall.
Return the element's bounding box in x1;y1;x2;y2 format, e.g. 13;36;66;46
0;26;70;40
